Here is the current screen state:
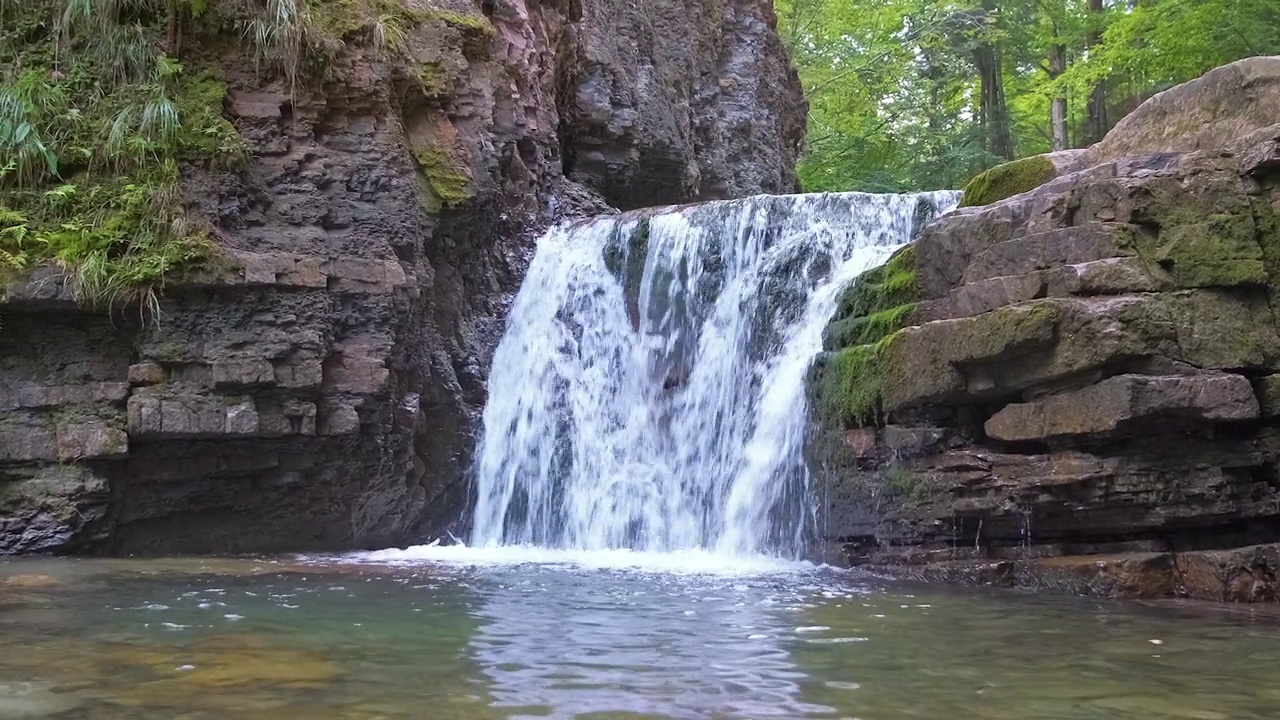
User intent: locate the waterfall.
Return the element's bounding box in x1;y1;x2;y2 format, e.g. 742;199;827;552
470;191;960;557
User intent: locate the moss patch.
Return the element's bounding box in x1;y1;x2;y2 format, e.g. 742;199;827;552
421;8;497;36
810;333;902;427
825;302;919;350
415;61;451;97
883;465;926;502
825;245;920;350
407;120;473;211
1;1;246;309
1151;213;1267;288
959;155;1056;208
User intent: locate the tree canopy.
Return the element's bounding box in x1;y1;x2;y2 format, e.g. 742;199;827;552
776;0;1280;193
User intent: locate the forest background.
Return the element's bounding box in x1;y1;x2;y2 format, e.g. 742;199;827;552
777;0;1280;192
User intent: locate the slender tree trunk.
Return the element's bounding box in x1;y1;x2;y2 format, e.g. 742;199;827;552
973;1;1015;160
1086;0;1108;144
975;44;1015;160
1048;42;1068;151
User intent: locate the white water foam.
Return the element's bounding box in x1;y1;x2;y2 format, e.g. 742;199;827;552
462;191;959;560
349;543;811;575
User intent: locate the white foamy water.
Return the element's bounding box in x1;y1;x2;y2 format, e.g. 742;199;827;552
461;191;960;560
350;543;811;575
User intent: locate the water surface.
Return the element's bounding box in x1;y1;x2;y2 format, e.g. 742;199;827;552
2;550;1278;719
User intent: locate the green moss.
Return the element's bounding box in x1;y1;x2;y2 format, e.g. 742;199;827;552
174;70;250;161
959;155;1056;208
1254;199;1280;295
810;331;907;427
1151;213;1267;288
0;1;243;310
416;61;451;97
826;245;920;351
306;0;372;39
825;302;919;349
420;8;497;36
833;246;917;323
411;140;473;210
883;465;926;502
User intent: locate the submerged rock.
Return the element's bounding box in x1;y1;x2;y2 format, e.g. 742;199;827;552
811;57;1280;601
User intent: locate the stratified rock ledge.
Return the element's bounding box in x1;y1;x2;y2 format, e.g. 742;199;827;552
810;57;1280;602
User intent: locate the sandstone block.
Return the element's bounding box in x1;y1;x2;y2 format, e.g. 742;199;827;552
1258;374;1280;416
0;425;58;461
985;373;1259;442
882;301;1060;410
1085;57;1280;164
960;224;1138;287
128;362;167;386
212;358;276;387
319;403;361;436
843;428;877;458
55;421;128;461
1045;258;1161;296
127;393;261;438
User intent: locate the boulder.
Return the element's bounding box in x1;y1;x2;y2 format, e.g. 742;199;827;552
984;373;1259;442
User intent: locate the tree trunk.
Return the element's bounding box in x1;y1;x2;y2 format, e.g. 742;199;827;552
1048;42;1068;151
973;2;1015;161
975;44;1015;160
1085;0;1108;144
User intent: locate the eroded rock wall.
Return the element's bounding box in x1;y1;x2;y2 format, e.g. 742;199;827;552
810;58;1280;601
0;0;804;554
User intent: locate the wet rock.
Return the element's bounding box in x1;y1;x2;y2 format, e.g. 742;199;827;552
812;60;1280;601
985;373;1259;442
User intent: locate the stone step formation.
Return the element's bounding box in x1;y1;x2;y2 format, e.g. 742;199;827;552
809;57;1280;602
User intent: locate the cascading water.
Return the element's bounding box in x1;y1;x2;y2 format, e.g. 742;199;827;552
470;191;960;557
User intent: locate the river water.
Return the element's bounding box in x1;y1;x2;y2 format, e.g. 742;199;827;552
2;551;1279;719
5;193;1279;718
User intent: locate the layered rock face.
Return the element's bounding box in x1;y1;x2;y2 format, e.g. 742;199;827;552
0;0;804;554
811;57;1280;601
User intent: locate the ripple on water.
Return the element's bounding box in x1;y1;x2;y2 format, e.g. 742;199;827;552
1;556;1279;719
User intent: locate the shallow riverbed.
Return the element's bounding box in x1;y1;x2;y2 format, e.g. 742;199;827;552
1;548;1278;719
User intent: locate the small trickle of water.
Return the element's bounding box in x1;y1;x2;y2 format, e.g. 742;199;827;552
470;191;960;556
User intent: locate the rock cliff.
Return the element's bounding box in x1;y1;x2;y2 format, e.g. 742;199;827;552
0;0;804;554
811;57;1280;602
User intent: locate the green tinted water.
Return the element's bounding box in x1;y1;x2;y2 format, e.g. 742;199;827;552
1;552;1277;719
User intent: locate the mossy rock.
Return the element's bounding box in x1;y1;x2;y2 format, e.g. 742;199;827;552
416;61;452;97
406;118;474;210
810;341;889;428
824;302;920;350
824;245;920;350
959;155;1057;208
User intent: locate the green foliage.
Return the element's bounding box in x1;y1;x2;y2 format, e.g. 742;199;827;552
1062;0;1280;101
959;154;1056;207
0;0;245;309
778;0;1280;194
883;465;926;502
